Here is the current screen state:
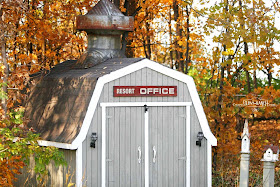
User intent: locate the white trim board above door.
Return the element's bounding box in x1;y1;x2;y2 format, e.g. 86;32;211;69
100;102;192;187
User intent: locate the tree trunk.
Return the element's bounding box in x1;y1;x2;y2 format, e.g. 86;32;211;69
1;35;8;117
244;42;251;93
168;5;174;69
122;0;137;57
246;71;251;92
268;65;272;86
144;20;152;59
112;0;120;8
218;66;224;111
0;5;8;116
173;0;183;72
185;5;191;74
253;69;257;89
218;44;226;111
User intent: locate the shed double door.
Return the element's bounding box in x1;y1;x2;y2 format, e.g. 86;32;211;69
105;105;187;187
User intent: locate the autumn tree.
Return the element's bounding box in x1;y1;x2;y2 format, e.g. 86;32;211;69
1;0;279;186
0;0;98;185
122;0;206;74
196;0;280;185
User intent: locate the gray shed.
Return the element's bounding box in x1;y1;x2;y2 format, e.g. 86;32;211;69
18;0;217;186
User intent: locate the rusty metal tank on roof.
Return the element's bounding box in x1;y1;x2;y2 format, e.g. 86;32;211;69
76;0;134;32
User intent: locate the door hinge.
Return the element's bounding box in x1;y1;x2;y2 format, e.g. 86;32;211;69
178;157;187;160
144;104;148;112
179;114;186;118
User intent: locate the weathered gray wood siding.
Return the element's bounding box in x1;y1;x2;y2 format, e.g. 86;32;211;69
190;105;208;187
14;149;76;187
83;67;209;186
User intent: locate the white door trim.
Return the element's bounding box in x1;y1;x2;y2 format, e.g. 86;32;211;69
100;102;192;107
101;106;106;187
144;106;149;187
101;102;192;187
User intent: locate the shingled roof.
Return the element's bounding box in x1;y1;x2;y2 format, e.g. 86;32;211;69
25;58;142;144
264;144;279;154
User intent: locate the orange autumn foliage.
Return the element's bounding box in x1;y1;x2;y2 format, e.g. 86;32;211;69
0;156;24;186
0;0;279;186
0;0;90;185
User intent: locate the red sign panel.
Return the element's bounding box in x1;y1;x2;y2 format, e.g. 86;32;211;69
113;86;177;97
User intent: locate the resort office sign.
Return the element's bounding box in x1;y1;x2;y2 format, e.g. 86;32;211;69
113;86;177;97
233;99;277;108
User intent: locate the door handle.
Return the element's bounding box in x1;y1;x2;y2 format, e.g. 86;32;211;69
138;146;141;164
153;146;157;163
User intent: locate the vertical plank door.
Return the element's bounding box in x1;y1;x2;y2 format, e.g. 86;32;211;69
149;106;186;187
106;107;144;187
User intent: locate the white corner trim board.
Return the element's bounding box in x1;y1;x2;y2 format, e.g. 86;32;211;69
186;105;191;187
207;141;212;187
39;58;217;149
76;144;83;187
